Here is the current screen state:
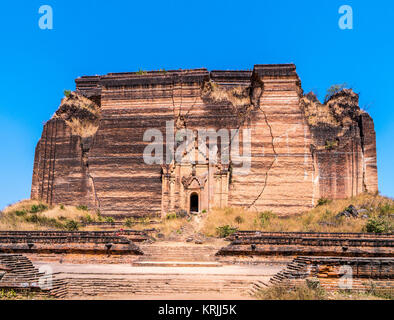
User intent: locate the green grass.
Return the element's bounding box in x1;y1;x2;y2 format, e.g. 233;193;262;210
64;219;80;231
1;200;99;231
324;83;348;103
30;204;48;213
105;216;114;223
23;214;64;229
0;288;52;300
63;90;71;98
166;213;177;220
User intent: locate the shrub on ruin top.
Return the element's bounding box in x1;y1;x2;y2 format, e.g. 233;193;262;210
216;225;238;238
259;211;276;227
364;280;394;300
105;217;114;223
224;208;235;215
64;219;79;231
377;203;394;216
76;205;88;211
24;214;63;229
30;204;48;213
24;214;39;224
255;282;327;300
80;214;94;224
324;83;348;103
363;202;393;233
124;218;134;228
365;216;392;234
0;289;18;300
166;213;177;220
317;198;332;206
325;140;338;150
234;215;244;224
14;210;27;217
175;209;188;218
125;216;151;226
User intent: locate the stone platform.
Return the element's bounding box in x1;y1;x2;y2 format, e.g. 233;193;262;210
33;240;286;299
34;261;284;299
218;231;394;257
0;231;144;259
2;232;393;299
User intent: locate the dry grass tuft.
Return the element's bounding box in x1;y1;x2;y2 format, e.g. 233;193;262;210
200;207;262;237
0;199;99;231
255;282;327;300
158;217;190;237
200;193;393;236
2;193;392;236
41;205;97;221
254;282;389;300
3;199;42;215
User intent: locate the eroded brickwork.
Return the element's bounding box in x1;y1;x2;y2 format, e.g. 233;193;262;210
262;256;394;294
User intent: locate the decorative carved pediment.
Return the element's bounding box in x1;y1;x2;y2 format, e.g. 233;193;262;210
182;174;207;189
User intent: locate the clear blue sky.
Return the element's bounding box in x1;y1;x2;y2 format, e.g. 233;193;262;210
0;0;393;209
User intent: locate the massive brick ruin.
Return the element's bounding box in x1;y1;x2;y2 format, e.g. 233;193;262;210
31;64;378;218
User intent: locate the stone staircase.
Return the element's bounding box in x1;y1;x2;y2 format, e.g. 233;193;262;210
247;280;269;296
0;254;67;298
268;257;310;286
64;274;264;298
53;240;282;299
248;256;394;296
135;241;222;265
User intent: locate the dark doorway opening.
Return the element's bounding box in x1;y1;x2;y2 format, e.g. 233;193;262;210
190;193;199;213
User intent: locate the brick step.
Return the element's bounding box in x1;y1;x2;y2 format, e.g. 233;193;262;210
66;286;252;296
137;245;221;262
138;257;217;262
62;273;265;297
1;254;68;298
140;252;218;257
132;261;222;267
247;281;269;296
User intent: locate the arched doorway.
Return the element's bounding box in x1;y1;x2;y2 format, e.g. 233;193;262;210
190;193;199;213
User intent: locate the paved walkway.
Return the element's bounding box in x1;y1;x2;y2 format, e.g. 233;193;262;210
35;261;284;276
34;261;285;299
